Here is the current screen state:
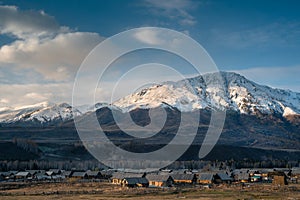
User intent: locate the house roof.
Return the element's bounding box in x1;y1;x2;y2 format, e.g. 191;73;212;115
1;171;18;176
8;171;18;175
25;170;39;174
61;171;72;176
49;169;61;173
292;168;300;175
35;172;51;179
16;171;30;177
146;174;172;182
72;172;87;177
123;177;148;185
112;172;144;179
198;173;214;181
171;173;195;181
101;170;114;176
86;171;100;176
216;173;232;181
46;171;54;176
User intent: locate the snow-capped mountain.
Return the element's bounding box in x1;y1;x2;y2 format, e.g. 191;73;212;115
74;102;120;113
1;72;299;126
0;101;81;125
114;72;300;116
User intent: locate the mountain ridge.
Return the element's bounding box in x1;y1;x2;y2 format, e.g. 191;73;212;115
114;71;300;116
0;71;299;126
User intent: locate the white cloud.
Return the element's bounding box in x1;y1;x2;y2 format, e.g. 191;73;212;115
0;32;102;81
133;29;163;45
0;5;106;106
0;98;9;104
0;83;73;107
0;5;64;39
142;0;198;26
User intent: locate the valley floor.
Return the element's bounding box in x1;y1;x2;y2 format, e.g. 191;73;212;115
0;182;299;200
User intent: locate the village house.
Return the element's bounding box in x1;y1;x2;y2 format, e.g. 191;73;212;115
100;170;114;179
35;172;51;181
232;169;250;183
198;173;214;184
15;171;31;180
291;167;300;183
171;173;197;185
121;177;149;188
5;171;18;180
61;170;72;178
214;173;233;184
86;170;102;179
269;171;288;186
111;172;145;185
70;171;88;180
48;169;61;175
146;174;174;187
25;170;40;177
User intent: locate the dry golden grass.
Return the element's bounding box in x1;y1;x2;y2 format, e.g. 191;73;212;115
0;182;299;200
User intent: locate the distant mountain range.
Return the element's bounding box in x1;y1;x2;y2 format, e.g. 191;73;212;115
0;71;299;160
0;72;299;126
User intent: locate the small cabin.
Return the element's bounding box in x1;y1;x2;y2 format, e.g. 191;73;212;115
146;174;174;187
15;171;31;179
111;172;145;185
269;171;288;186
86;170;102;179
48;169;61;175
71;172;88;179
61;171;72;178
214;173;232;184
171;173;197;185
198;173;214;184
121;177;149;188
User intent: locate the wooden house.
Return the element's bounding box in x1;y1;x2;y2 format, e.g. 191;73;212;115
100;170;114;179
171;173;197;185
35;172;51;181
71;171;88;180
48;169;61;175
25;170;40;177
111;172;145;185
146;174;174;187
232;169;249;183
214;173;232;184
61;170;72;178
273;175;287;185
198;173;214;184
86;170;102;179
121;177;149;188
15;171;31;180
269;171;288;185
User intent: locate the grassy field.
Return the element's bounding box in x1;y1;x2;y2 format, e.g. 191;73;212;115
0;182;299;200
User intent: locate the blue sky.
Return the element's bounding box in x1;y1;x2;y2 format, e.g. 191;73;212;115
0;0;300;106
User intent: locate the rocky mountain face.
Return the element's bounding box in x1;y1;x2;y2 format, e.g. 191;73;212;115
1;72;299;126
0;101;81;126
0;72;299;150
114;72;300;116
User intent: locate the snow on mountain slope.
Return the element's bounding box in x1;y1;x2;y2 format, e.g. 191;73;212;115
0;101;81;124
74;102;120;113
1;72;299;125
114;72;300;116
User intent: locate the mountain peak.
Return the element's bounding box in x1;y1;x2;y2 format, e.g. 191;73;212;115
1;72;299;126
114;71;300;116
0;102;80;126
